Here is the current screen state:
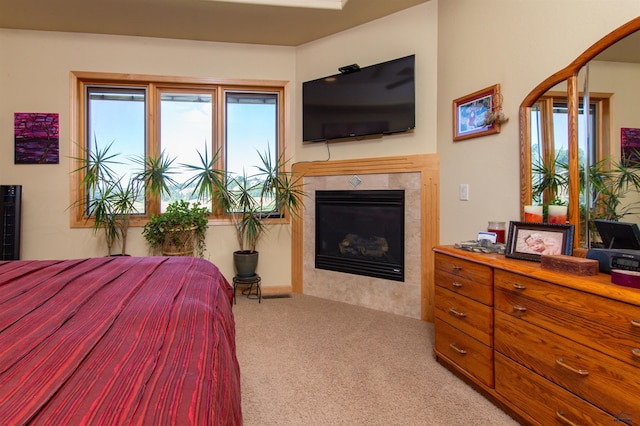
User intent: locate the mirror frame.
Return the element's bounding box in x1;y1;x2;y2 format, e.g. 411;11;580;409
519;16;640;247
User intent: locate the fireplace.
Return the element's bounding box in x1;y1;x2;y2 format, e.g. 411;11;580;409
315;190;405;281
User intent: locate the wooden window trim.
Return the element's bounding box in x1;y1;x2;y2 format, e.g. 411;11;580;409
69;71;289;229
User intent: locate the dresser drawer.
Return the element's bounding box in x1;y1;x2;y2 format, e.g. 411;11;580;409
435;286;493;346
495;269;640;337
495;310;640;419
495;270;640;365
495;353;615;426
435;253;493;305
435;269;493;306
434;319;494;387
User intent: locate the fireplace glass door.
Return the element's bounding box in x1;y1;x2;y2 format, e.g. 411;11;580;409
315;190;404;281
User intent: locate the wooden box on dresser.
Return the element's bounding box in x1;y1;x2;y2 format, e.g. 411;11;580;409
434;245;640;426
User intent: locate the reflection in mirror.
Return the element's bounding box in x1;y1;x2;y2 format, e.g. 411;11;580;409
521;17;640;249
530;89;609;245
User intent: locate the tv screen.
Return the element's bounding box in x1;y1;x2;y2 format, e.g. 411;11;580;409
303;55;415;142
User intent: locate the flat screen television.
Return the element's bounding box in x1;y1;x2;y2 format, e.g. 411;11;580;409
594;219;640;249
302;55;415;143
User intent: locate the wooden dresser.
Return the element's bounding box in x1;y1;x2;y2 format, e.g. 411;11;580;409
433;246;640;426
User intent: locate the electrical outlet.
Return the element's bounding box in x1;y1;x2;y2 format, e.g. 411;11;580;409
459;184;469;201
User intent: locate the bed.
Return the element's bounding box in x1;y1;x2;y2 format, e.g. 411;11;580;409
0;256;242;425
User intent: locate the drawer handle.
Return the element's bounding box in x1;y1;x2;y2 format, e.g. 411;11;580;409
449;343;467;355
631;319;640;328
512;283;527;290
452;265;462;272
632;348;640;357
452;281;463;288
556;358;589;377
556;410;579;426
448;308;467;318
512;304;527;313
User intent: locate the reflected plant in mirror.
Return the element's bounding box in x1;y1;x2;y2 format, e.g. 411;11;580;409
532;151;568;206
532;149;640;243
520;16;640;247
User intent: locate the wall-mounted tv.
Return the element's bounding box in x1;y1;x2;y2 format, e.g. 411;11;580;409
302;54;415;143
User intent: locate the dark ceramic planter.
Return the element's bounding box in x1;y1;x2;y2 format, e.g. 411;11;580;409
234;250;259;277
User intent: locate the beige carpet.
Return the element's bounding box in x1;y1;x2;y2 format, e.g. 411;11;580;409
233;293;521;426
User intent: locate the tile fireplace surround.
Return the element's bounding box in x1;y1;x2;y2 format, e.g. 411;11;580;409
292;154;440;322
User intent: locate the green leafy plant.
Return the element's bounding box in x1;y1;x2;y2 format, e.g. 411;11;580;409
532;149;640;232
142;200;209;257
532;152;569;206
589;154;640;221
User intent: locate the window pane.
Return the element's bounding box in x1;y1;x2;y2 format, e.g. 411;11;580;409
86;87;146;214
552;104;569;155
553;101;597;164
530;104;542;168
553;101;599;212
160;92;213;211
226;92;278;212
226;92;277;176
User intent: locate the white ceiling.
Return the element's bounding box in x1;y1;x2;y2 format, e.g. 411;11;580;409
0;0;429;46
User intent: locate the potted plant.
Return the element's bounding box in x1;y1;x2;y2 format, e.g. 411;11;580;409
532;149;640;243
222;150;305;277
182;147;305;276
142;200;209;257
72;138;177;256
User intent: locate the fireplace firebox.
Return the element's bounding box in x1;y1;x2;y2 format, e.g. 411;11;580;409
315;190;404;281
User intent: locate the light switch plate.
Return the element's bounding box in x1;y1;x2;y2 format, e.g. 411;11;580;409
459;184;469;201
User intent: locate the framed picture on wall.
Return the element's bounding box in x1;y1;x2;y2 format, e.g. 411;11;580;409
621;127;640;167
452;84;501;142
14;112;60;164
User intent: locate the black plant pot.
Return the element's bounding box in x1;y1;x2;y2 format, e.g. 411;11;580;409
234;250;259;277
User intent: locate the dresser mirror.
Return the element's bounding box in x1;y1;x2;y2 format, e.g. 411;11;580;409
520;16;640;248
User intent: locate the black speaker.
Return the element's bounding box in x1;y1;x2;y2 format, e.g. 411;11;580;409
1;185;22;260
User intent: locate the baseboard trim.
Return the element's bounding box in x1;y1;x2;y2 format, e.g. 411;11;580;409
261;285;292;297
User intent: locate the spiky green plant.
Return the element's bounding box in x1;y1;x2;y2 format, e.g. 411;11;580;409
226;150;305;252
186;147;305;253
532;149;640;239
71;138;177;255
181;146;228;206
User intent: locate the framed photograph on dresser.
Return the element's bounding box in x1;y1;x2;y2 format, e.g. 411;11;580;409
505;221;574;262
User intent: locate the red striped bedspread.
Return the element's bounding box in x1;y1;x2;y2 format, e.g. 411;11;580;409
0;256;242;425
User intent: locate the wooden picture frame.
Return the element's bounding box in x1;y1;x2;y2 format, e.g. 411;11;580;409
452;84;500;141
505;221;574;262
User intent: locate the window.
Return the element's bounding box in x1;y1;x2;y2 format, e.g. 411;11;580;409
159;90;214;211
530;93;609;205
70;72;287;227
226;92;278;178
86;86;147;214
